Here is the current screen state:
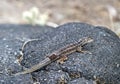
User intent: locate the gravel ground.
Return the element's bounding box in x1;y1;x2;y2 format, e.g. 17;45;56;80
0;0;120;28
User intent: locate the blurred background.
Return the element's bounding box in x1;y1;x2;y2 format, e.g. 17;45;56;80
0;0;120;36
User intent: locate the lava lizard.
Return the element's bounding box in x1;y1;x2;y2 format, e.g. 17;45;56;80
14;37;93;76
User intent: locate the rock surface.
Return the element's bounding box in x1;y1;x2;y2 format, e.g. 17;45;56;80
0;23;120;84
0;24;54;84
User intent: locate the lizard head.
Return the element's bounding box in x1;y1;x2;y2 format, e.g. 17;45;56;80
78;37;93;46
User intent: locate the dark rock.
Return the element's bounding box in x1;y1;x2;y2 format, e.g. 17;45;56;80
0;24;54;84
21;22;120;84
69;77;94;84
0;23;120;84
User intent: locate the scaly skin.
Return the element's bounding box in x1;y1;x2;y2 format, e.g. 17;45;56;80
14;37;93;76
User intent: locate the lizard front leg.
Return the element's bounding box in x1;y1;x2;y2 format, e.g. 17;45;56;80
76;46;92;54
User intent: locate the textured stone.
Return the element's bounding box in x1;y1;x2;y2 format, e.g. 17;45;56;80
0;24;54;84
21;22;120;84
0;23;120;84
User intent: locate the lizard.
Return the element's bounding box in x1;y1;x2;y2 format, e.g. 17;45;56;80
14;37;93;76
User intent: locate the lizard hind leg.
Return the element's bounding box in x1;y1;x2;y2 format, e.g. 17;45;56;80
57;55;68;64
